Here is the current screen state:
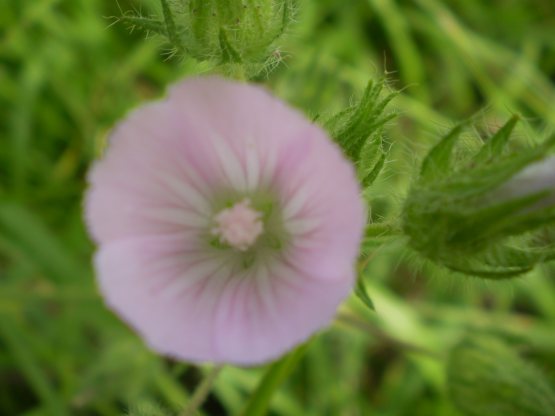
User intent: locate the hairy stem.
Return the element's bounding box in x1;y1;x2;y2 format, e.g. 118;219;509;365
180;365;224;416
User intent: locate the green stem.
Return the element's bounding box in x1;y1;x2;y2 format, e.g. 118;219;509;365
180;365;224;416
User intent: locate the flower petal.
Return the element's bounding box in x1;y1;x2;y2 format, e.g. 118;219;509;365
86;77;366;365
96;235;229;362
212;259;352;364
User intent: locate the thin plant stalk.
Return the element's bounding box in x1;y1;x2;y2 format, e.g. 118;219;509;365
180;365;225;416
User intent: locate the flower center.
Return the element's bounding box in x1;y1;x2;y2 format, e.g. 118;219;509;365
212;198;264;251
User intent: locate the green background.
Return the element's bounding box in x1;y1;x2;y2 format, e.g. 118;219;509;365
1;0;555;415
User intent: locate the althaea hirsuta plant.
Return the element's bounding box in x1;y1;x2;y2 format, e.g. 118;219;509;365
83;2;555;414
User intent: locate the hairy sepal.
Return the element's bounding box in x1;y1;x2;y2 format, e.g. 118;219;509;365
403;117;555;279
324;79;397;189
119;0;297;77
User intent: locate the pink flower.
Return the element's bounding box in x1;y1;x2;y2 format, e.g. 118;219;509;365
85;77;365;365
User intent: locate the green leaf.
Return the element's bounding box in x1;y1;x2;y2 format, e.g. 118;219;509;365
472;114;519;164
266;0;296;44
241;343;309;416
357;128;387;187
355;277;375;311
436;149;550;199
449;191;553;245
444;243;555;279
325;79;397;163
160;0;184;53
219;28;243;63
364;222;399;238
361;151;386;187
121;15;167;36
442;258;534;279
420;123;464;182
360;222;400;253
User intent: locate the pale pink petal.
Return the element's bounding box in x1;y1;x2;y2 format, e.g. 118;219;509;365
168;78;314;188
213;259;352;364
274;126;365;280
96;235;228;362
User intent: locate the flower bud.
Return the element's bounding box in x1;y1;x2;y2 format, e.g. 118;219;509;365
127;0;295;76
187;0;292;63
402;117;555;278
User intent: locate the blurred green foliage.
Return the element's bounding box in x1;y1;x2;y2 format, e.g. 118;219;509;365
447;335;555;416
1;0;555;415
